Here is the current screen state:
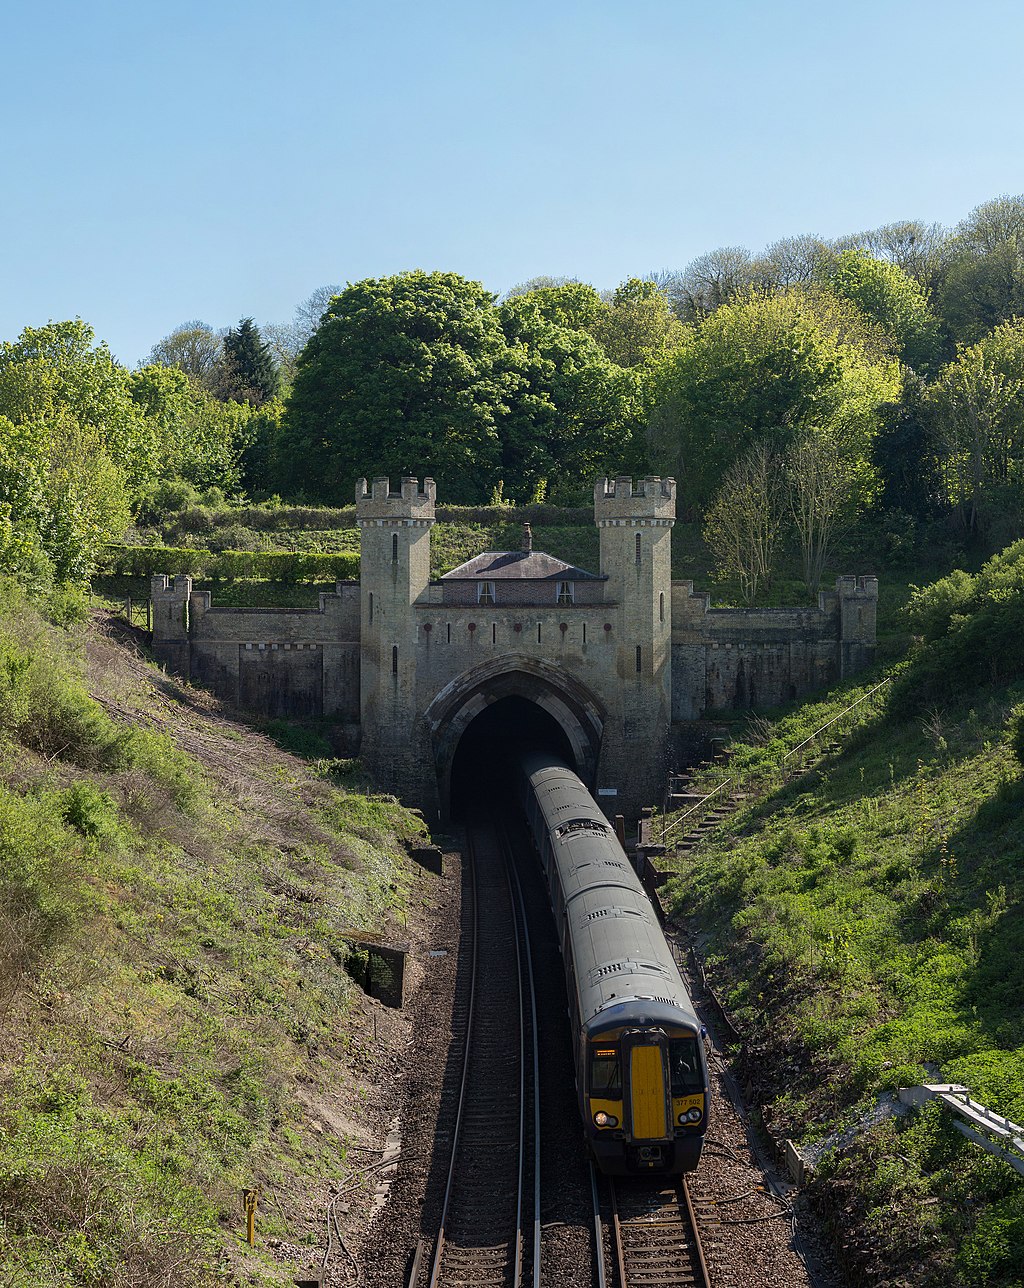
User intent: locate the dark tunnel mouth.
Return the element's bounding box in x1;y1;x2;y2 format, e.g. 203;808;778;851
449;694;578;819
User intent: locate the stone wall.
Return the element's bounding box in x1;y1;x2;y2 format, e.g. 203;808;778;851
671;576;878;720
148;482;878;822
150;575;360;721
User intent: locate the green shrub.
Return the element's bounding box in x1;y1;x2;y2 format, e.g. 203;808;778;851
904;568;976;641
99;544;360;583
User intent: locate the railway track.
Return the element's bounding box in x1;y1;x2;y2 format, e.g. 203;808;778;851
409;820;539;1288
593;1169;711;1288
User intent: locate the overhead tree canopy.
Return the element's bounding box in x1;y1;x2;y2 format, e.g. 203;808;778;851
648;288;901;515
281;271;516;503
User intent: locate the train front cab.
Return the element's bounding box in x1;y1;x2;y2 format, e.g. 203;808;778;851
586;1023;707;1175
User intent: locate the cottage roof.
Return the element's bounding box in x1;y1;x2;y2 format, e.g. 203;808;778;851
441;550;603;582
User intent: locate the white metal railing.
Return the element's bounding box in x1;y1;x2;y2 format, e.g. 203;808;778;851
660;676;891;846
898;1084;1024;1177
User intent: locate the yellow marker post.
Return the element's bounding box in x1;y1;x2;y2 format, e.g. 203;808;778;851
243;1188;259;1246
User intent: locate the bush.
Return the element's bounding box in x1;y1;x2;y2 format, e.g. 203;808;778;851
904;569;976;641
99;544;360;583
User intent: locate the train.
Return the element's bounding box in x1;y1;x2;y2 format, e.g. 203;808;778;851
517;752;710;1175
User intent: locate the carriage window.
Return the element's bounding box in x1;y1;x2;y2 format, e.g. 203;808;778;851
669;1037;702;1096
478;580;495;604
557;580;573;605
590;1047;622;1097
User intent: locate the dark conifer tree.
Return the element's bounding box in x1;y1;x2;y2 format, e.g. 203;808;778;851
216;317;279;405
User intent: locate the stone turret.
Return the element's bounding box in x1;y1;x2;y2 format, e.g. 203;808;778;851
356;477;436;796
593;476;676;806
150;574;193;676
836;575;879;677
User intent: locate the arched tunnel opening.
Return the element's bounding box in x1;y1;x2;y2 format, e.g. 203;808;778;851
449;694;577;820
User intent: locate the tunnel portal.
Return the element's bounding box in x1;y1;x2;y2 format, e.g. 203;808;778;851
449;694;577;819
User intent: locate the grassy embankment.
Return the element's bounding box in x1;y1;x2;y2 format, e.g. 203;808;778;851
0;582;424;1285
659;546;1024;1287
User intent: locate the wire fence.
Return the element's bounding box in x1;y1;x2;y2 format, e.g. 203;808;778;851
660;677;892;847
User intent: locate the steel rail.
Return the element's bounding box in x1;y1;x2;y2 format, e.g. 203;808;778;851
510;831;527;1288
505;828;542;1287
589;1164;608;1288
603;1176;711;1288
422;826;480;1288
415;821;528;1288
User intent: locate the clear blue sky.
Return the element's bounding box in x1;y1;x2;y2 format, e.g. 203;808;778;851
2;0;1021;366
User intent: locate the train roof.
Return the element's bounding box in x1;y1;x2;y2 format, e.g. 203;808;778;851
569;881;699;1029
519;751;701;1033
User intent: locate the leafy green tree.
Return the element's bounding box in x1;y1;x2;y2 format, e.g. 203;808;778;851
498;294;642;502
0;320;156;494
648;289;900;515
589;278;686;368
129;364;252;493
939;239;1024;345
214;318;280;405
924;319;1024;536
281;271;516;503
819;249;941;371
507;281;605;333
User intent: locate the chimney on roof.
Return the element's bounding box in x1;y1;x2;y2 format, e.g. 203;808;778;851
522;523;533;553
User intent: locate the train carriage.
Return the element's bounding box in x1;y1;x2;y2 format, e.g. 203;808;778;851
518;753;709;1175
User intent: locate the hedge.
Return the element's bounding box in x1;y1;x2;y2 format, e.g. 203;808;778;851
100;545;360;582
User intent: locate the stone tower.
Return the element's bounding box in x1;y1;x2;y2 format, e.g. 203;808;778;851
356;476;436;795
594;476;675;806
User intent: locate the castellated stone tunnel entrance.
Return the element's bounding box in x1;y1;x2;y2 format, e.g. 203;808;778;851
426;661;605;821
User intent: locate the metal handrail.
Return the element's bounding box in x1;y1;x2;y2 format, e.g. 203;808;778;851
661;676;891;847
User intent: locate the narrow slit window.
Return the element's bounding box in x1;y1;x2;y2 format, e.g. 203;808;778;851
447;623;451;643
582;623;587;644
392;645;398;675
659;591;665;623
556;580;573;605
478;580;495;605
635;644;642;673
392;533;399;562
537;623;542;644
369;592;374;624
635;532;642;565
492;623;497;644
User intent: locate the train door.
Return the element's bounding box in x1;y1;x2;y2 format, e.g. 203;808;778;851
622;1029;671;1144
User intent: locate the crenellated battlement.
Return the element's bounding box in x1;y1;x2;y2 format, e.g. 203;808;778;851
356;476;436;525
594;475;676;525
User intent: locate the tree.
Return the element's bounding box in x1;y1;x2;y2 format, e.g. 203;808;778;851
293;284;342;349
670;247;757;321
923;319;1024;537
281;271;515;503
787;431;857;594
502;275;580;301
818;248;941;371
648;288;901;515
129;364;252;493
214;318;280;405
498;294;643;502
833;220;953;291
939;239;1024;345
753;235;831;288
589;278;686;368
703;444;785;603
145;321;222;385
